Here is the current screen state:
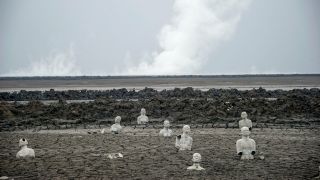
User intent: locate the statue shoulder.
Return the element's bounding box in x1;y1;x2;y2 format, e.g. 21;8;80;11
236;139;242;144
249;138;255;143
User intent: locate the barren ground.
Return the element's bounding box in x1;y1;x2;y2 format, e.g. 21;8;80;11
0;128;319;179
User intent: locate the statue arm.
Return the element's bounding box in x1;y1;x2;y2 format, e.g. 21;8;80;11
188;137;193;150
236;140;242;155
175;136;181;148
137;116;141;124
30;149;35;157
252;140;256;151
159;129;163;135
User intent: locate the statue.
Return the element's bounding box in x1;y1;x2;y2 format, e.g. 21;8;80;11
111;116;122;134
16;138;35;158
137;108;149;124
159;120;173;137
175;125;193;151
187;153;205;170
236;127;256;160
314;166;320;179
239;111;252;130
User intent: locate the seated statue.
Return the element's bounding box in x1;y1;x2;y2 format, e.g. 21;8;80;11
187;153;205;170
16;138;35;158
236;127;256;160
159;120;173;137
175;125;193;151
111;116;122;134
137;108;149;124
239;111;253;130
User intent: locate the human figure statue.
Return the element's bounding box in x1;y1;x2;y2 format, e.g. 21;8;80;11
187;153;205;170
175;125;193;151
137;108;149;124
159;120;173;137
239;111;252;130
236;127;256;160
111;116;122;134
314;166;320;179
16;138;35;158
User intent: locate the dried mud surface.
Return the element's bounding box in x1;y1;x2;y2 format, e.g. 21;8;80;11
0;128;319;179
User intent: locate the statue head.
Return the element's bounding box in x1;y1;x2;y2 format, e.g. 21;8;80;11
19;138;28;147
240;126;250;137
164;120;170;128
192;153;202;163
140;108;146;115
182;125;191;134
241;112;248;119
115;116;121;123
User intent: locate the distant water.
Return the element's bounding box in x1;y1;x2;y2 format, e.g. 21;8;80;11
0;75;319;92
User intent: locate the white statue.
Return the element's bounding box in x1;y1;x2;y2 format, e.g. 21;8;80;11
315;166;320;179
16;138;35;158
236;127;256;160
111;116;122;134
239;112;252;130
159;120;173;137
137;108;149;124
175;125;193;151
187;153;205;171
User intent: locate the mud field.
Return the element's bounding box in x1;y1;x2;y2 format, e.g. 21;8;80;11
0;76;319;179
0;128;319;179
0;87;320;131
1;75;320;91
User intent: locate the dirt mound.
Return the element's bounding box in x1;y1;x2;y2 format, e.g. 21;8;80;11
0;88;319;131
1;87;320;101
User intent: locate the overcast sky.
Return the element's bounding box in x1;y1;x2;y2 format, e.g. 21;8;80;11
0;0;319;76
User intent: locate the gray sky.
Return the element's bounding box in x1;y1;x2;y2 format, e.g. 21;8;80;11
0;0;319;76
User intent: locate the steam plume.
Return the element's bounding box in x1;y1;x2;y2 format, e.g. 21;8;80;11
3;45;81;76
126;0;251;75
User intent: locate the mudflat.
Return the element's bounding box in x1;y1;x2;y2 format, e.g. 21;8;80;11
0;75;320;91
0;128;319;179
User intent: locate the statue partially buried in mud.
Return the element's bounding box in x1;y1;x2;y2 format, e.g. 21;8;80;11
187;153;205;171
159;120;173;137
137;108;149;124
239;111;252;130
236;127;256;160
111;116;122;134
16;138;35;158
175;125;193;151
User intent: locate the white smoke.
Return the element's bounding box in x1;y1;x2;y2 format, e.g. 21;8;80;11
125;0;251;75
3;44;82;76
